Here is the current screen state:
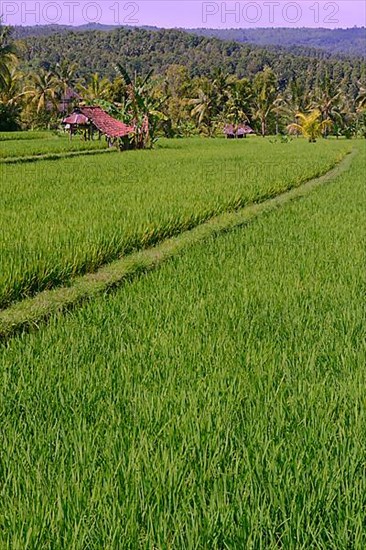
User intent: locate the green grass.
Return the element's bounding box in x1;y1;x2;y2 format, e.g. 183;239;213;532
0;134;108;159
0;142;365;549
0;130;51;141
0;136;351;308
0;148;355;341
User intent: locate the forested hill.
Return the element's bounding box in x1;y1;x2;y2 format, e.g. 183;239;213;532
189;27;366;58
12;24;366;57
16;27;365;98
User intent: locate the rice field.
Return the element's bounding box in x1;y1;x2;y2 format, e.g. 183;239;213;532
0;141;364;548
0;134;108;159
0;136;351;308
0;130;51;141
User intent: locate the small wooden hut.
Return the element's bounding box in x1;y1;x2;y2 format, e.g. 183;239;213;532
236;124;255;138
224;123;254;139
62;106;136;149
224;124;236;139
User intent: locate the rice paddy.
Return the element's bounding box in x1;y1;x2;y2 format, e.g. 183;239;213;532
0;131;51;141
0;133;108;159
0;136;351;308
0;134;365;547
0;139;364;548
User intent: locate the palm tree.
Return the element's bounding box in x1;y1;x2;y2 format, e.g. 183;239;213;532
160;64;192;136
23;70;59;114
287;109;332;142
0;66;22;104
311;77;342;137
356;84;366;112
114;64;167;148
225;77;252;126
78;73;111;102
212;69;229;110
0;23;17;91
272;95;288;135
189;73;229;136
285;78;311;124
252;67;278;137
189;84;216;135
54;61;78;94
355;83;366;139
0;67;22;131
54;61;80;112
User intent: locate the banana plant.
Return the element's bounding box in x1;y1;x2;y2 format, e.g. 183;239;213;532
114;64;167;148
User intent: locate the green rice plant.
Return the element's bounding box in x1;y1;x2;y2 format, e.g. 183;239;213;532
0;135;108;159
0;142;364;548
0;130;51;141
0;136;352;308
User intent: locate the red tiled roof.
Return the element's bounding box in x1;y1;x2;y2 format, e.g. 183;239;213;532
63;113;89;125
80;106;135;138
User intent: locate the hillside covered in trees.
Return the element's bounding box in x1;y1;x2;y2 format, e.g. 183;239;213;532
1;21;366;138
12;24;366;57
190;27;366;58
17;27;366;99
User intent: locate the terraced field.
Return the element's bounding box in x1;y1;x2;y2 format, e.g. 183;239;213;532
0;137;351;308
0;140;364;548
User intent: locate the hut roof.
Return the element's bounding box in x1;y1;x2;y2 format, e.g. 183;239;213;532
237;124;254;134
79;106;135;138
224;123;255;137
63;113;89;125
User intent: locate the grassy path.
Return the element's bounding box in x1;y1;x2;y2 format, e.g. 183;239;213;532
0;147;355;342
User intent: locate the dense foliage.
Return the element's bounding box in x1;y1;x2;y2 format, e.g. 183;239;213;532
12;24;366;57
1;23;365;137
18;27;365;90
192;26;366;58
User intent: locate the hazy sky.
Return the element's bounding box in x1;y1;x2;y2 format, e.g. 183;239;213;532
1;1;365;29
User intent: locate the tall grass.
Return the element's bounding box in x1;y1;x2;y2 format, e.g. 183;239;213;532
0;143;364;548
0;137;351;308
0;131;51;141
0;135;108;159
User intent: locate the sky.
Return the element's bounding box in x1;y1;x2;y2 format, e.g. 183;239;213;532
1;0;365;29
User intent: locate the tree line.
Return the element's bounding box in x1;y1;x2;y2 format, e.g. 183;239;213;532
189;27;366;58
1;22;366;140
12;24;366;58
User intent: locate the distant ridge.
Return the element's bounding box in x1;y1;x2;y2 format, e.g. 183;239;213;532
14;26;365;105
188;27;366;58
11;24;366;57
